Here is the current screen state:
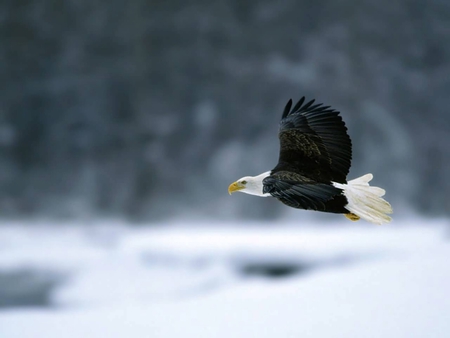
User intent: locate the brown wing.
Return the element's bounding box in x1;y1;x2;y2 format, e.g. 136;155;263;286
272;97;352;184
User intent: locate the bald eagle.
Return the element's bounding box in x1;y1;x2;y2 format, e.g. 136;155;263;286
228;97;392;224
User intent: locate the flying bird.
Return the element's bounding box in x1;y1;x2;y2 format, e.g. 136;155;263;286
228;96;392;224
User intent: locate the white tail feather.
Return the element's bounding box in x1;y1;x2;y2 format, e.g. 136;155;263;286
333;174;393;225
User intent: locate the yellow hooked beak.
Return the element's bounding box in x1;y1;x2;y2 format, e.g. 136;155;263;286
228;181;245;195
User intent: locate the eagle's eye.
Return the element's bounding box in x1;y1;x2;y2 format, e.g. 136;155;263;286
241;180;247;185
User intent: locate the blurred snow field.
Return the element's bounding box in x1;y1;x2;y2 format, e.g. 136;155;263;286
0;218;449;337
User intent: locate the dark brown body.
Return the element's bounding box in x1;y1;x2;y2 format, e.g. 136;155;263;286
261;97;353;215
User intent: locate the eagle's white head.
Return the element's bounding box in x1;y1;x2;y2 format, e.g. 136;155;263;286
228;171;271;197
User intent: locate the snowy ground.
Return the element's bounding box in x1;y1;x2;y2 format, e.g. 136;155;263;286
0;218;449;338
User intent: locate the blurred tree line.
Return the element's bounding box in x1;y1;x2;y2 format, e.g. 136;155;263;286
0;0;449;220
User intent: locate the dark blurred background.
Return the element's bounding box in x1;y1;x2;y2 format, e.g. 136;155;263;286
1;0;449;221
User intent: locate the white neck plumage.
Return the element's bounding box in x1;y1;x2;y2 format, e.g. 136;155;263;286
231;171;272;197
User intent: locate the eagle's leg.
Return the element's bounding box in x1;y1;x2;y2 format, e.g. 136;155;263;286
344;213;360;221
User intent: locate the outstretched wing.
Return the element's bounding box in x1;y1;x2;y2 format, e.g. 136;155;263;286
273;97;352;183
262;171;343;211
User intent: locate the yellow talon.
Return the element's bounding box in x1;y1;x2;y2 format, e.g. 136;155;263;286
345;213;360;221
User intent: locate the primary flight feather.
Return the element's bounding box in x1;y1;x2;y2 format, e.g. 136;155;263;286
228;96;393;224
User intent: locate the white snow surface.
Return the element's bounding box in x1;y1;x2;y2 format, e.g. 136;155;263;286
0;218;449;338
